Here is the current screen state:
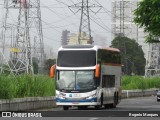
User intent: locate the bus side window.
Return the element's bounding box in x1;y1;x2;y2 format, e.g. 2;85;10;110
102;75;106;88
96;77;100;87
102;75;115;88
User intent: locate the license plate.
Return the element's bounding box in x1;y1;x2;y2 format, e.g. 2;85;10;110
74;93;80;97
72;102;79;104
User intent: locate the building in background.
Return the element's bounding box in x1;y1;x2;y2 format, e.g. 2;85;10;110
111;0;148;58
61;30;70;45
61;31;92;45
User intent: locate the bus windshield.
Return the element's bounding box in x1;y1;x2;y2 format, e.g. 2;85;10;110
56;70;96;91
57;50;96;67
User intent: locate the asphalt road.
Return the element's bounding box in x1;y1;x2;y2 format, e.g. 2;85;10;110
44;95;160;111
117;96;160;111
34;96;160;119
1;96;159;120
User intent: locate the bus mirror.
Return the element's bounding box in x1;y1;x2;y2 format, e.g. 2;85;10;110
95;64;100;78
50;64;56;78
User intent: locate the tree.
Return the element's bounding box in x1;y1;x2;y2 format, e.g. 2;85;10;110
32;57;39;74
44;59;56;74
111;36;146;75
134;0;160;43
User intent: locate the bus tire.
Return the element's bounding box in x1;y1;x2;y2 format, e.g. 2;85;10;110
95;94;103;110
100;94;103;107
95;105;100;110
104;104;110;109
63;106;69;110
112;93;118;108
78;106;87;110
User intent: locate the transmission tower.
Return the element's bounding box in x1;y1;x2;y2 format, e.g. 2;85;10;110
0;0;44;74
112;0;140;39
69;0;101;44
145;43;160;77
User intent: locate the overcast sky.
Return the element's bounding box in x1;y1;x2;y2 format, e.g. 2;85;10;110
0;0;112;53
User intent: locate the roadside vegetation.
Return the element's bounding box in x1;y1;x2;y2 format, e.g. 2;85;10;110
122;76;160;90
0;74;55;99
0;74;160;99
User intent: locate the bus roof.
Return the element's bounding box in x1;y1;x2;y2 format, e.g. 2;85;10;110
59;45;120;52
101;47;120;52
62;45;94;49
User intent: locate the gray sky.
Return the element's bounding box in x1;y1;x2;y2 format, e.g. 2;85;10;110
0;0;112;53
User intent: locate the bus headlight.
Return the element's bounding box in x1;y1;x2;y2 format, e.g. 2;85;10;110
86;94;96;99
56;93;66;99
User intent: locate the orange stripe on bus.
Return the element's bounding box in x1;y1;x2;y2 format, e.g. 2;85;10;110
103;63;122;66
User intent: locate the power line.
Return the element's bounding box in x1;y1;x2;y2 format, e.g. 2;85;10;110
90;11;113;32
41;2;79;29
55;0;70;6
90;16;114;34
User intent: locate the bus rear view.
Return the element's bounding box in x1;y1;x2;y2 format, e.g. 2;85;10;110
50;45;122;110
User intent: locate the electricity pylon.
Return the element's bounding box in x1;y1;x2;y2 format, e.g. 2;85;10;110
0;0;44;75
69;0;101;44
145;43;160;77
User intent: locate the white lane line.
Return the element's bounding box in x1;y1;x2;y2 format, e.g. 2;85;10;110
89;118;99;120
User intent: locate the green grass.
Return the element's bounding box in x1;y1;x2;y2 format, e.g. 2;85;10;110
0;74;55;99
122;76;160;90
1;74;160;99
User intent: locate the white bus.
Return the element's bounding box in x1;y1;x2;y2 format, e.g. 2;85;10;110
50;45;122;110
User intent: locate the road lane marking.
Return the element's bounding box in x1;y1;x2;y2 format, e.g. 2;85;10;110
89;118;99;120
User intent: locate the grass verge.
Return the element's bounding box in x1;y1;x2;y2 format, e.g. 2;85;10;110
1;75;160;99
122;76;160;90
0;74;55;99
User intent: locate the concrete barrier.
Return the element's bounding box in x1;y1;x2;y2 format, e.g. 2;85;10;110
122;89;158;98
0;89;158;111
0;96;56;111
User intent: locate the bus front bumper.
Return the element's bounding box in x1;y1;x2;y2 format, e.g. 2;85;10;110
55;97;99;106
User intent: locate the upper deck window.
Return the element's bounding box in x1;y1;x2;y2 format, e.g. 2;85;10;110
57;50;96;67
97;49;121;64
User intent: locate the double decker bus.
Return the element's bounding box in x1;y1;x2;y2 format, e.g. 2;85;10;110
50;45;122;110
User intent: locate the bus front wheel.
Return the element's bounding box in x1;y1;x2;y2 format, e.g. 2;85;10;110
112;93;118;108
95;105;100;110
95;94;103;110
63;106;69;110
78;106;88;110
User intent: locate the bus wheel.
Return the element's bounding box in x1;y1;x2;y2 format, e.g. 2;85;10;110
112;93;118;108
78;106;87;110
95;105;100;110
104;104;110;109
100;94;103;107
63;106;69;110
95;94;103;110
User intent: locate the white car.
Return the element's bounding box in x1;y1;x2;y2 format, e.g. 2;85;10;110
157;90;160;102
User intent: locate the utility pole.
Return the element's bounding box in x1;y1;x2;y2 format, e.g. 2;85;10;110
0;0;44;75
69;0;101;44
